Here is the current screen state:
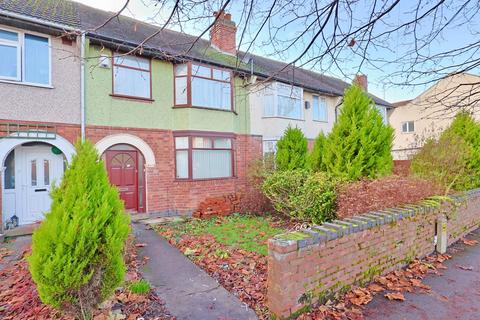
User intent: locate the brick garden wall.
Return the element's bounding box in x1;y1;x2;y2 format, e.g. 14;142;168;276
267;189;480;318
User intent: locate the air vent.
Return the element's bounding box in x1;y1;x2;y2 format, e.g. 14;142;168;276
99;54;111;68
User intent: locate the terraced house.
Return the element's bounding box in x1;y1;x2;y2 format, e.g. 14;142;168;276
0;0;391;228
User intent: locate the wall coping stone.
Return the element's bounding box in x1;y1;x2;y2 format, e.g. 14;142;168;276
270;189;480;253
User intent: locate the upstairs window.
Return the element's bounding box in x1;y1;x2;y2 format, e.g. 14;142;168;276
402;121;415;133
263;82;303;120
0;28;50;85
174;62;233;111
175;134;234;180
376;105;388;124
113;55;151;99
312;95;328;121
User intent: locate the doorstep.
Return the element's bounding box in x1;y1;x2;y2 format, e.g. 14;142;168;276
4;223;39;238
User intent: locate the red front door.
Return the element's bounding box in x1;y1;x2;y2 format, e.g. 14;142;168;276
106;150;138;212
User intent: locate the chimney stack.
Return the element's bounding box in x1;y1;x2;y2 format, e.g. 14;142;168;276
353;74;368;92
210;10;237;55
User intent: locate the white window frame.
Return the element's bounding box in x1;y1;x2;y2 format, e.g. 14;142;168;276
376;105;388;124
112;53;152;99
402;121;415;133
0;26;52;87
263;82;304;120
312;95;328;122
174;135;235;180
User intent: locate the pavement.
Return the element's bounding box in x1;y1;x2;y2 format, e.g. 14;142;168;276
363;228;480;320
132;222;258;320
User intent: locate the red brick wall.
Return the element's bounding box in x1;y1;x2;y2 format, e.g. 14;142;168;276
87;126;263;215
267;191;480;318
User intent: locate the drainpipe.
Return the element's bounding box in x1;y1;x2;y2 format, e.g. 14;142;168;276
80;33;86;141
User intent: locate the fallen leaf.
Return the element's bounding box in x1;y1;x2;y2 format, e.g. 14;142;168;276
462;239;478;246
384;292;405;301
456;265;474;271
135;243;147;247
367;283;385;293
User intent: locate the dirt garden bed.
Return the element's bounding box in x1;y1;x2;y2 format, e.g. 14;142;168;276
0;235;175;320
335;176;443;219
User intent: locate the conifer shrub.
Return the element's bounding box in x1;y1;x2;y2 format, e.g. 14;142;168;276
308;132;327;171
312;85;394;180
28;140;130;319
262;170;337;224
275;126;308;171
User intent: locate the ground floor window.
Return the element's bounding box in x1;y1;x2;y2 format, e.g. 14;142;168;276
262;140;277;157
175;134;234;180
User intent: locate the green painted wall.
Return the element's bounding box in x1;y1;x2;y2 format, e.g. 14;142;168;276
85;42;249;134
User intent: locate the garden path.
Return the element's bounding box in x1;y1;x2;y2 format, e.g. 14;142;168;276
0;235;31;272
363;228;480;320
132;221;258;320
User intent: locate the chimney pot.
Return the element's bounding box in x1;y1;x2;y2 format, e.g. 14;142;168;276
210;10;237;55
353;74;368;92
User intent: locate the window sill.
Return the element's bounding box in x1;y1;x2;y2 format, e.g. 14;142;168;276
262;116;305;121
174;176;237;182
173;105;237;115
401;131;415;134
110;94;154;102
312;119;329;123
0;79;53;89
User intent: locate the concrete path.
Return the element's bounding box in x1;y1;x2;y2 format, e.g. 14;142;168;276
364;228;480;320
0;235;31;271
132;222;257;320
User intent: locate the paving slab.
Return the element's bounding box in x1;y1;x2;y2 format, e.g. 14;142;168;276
364;228;480;320
132;222;257;320
0;235;32;271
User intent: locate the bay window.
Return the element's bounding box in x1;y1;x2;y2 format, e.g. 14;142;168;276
113;54;151;99
313;95;328;122
263;82;303;120
175;134;234;179
174;62;233;111
0;27;50;85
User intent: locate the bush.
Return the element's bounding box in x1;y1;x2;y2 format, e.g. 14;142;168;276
275;126;308;171
308;132;327;171
128;279;151;295
314;85;394;180
442;112;480;189
28;141;130;319
411;114;480;192
262;170;337;224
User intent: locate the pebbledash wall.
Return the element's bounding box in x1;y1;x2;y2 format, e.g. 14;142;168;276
267;189;480;318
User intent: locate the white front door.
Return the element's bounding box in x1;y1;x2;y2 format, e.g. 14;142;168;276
18;145;64;224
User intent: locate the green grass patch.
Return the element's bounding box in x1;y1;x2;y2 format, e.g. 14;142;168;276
128;279;151;294
155;213;286;256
